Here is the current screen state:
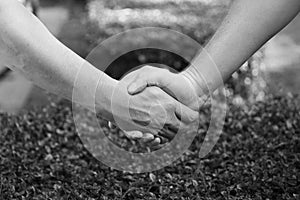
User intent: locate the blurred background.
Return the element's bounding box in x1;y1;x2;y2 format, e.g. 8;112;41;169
0;0;299;114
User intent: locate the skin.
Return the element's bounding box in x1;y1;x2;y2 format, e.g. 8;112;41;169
0;0;198;140
128;0;300;143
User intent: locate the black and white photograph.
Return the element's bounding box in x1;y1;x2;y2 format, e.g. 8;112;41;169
0;0;299;199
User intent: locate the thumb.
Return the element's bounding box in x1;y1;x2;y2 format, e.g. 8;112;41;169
127;67;171;95
128;74;163;95
174;101;199;124
127;78;148;95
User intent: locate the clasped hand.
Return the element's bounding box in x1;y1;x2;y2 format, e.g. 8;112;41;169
106;66;207;148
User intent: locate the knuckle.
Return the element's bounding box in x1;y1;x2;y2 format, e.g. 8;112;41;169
164;101;175;110
165;99;177;109
143;65;153;70
141;66;168;82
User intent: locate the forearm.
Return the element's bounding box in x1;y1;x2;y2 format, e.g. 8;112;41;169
0;0;116;115
184;0;300;95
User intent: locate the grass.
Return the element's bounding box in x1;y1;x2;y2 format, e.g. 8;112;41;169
0;95;299;199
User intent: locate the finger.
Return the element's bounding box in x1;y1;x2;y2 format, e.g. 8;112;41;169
140;133;155;143
127;66;166;95
127;79;148;95
151;144;164;151
164;123;179;133
123;130;144;140
174;101;199;124
148;137;161;147
158;128;176;140
157;134;169;144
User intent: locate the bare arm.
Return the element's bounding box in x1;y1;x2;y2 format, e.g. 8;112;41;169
183;0;300;94
127;0;300;104
0;0;116;117
0;0;198;139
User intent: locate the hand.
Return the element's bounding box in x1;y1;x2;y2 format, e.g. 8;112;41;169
127;66;207;111
126;65;208;144
96;71;199;144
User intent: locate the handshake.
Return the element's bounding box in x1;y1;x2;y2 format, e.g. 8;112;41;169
97;65;208;150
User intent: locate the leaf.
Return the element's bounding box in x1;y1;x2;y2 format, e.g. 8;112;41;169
149;173;156;182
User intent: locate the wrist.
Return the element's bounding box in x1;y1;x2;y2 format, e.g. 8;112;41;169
95;74;118;121
181;68;209;97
